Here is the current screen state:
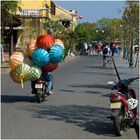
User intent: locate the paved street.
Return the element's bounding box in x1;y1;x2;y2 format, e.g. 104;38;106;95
1;55;137;139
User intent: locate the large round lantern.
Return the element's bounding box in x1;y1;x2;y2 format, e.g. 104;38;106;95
36;34;55;50
32;48;50;67
26;40;37;56
28;66;42;81
14;63;32;88
49;45;64;63
54;39;64;49
9;52;24;70
42;62;58;72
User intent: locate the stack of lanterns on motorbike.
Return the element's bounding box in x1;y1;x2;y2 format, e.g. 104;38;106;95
9;34;65;89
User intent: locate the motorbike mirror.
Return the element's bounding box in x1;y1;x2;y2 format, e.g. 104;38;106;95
107;81;115;85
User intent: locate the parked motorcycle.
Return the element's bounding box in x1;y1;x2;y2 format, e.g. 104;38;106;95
107;77;139;136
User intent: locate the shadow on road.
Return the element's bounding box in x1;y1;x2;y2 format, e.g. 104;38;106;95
86;65;114;70
81;71;115;76
1;95;36;103
29;104;116;137
70;84;110;90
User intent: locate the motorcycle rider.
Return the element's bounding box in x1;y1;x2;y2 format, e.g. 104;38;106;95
31;71;53;95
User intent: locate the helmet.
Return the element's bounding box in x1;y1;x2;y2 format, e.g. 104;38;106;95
127;98;138;109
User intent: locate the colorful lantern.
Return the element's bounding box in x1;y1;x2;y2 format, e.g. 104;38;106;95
54;39;65;49
9;52;24;70
29;66;42;81
32;48;50;67
42;62;58;72
9;70;21;84
49;45;64;63
36;34;55;50
14;63;32;88
26;40;37;56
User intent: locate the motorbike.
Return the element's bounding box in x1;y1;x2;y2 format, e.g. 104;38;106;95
32;77;48;103
107;77;139;136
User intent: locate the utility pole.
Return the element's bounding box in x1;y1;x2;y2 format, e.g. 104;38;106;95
129;31;134;68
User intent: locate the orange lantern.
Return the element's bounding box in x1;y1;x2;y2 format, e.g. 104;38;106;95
36;34;55;50
42;62;58;72
9;52;24;70
54;39;65;49
26;40;37;56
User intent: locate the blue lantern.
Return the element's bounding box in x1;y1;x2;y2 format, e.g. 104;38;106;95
32;48;50;67
49;45;64;63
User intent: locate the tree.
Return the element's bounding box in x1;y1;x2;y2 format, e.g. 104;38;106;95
1;1;21;55
1;1;21;14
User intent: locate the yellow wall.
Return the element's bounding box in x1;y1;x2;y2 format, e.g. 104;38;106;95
51;5;72;21
15;0;77;50
19;0;51;9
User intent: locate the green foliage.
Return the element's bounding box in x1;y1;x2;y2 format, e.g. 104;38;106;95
45;20;65;37
1;1;21;14
74;18;123;45
75;23;96;43
122;1;139;45
45;20;77;56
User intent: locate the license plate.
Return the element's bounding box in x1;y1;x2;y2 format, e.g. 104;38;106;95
35;84;43;89
110;102;121;109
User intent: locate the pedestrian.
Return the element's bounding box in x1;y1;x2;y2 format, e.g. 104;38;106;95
97;43;102;58
114;44;119;57
111;43;116;56
31;71;53;95
102;43;111;66
0;43;5;63
83;42;88;55
88;42;92;55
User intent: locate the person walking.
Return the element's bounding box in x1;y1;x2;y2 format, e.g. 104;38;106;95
83;42;88;55
102;43;111;66
97;43;102;58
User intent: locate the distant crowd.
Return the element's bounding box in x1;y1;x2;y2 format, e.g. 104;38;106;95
81;41;122;57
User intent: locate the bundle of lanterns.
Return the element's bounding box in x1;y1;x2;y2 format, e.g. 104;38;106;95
9;34;64;88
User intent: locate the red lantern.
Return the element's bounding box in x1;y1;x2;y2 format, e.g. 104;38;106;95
36;34;55;50
42;62;58;72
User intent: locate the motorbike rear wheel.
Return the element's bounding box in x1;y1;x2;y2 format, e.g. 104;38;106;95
36;89;45;103
112;109;125;136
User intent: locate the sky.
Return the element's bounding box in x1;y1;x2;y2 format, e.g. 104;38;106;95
54;1;126;23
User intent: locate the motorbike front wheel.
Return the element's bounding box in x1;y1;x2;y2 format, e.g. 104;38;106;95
112;109;125;136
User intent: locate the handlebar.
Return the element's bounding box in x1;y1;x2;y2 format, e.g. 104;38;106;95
111;77;139;90
124;77;139;85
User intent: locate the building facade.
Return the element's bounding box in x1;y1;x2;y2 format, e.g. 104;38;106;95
15;0;77;51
